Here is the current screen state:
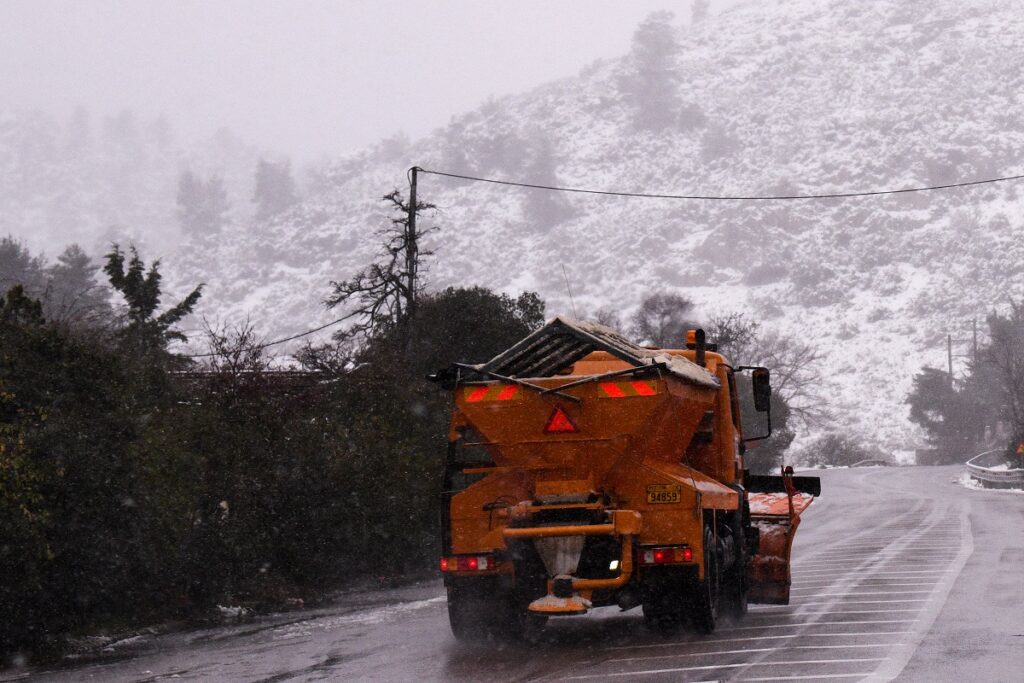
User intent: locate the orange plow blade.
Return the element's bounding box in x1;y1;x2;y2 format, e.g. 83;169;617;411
747;471;820;604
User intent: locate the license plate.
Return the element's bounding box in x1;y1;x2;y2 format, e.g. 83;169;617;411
646;484;681;504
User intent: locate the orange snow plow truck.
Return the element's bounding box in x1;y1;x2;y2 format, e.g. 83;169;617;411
430;317;820;640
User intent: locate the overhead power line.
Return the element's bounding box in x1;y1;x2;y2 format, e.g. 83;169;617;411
419;167;1024;201
180;314;351;358
178;164;1024;358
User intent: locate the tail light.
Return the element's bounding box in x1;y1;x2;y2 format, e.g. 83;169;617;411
640;545;693;565
440;554;496;572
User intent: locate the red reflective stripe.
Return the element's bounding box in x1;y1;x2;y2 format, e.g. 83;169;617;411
600;382;626;398
466;387;489;402
496;385;519;401
631;380;656;396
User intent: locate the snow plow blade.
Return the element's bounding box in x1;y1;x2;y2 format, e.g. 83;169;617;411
747;471;820;604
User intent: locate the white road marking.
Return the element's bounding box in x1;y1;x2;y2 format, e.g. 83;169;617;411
794;590;932;597
791;582;935;590
752;602;925;615
796;569;945;576
791;582;935;589
865;502;974;682
608;631;912;651
610;644;900;663
725;620;914;631
739;674;876;681
744;609;921;618
561;658;888;679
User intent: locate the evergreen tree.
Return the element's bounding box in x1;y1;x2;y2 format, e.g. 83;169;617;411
691;0;710;24
103;244;203;354
522;135;572;230
176;170;230;236
44;244;111;325
253;158;298;220
620;11;681;130
907;367;988;464
983;305;1024;449
0;236;47;297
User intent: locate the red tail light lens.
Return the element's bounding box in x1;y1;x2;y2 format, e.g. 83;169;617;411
640;546;693;565
440;554;495;572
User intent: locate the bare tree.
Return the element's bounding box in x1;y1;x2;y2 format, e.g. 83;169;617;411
590;306;623;331
325;189;436;348
200;318;266;377
748;331;827;428
630;292;697;347
707;310;826;429
706;312;761;364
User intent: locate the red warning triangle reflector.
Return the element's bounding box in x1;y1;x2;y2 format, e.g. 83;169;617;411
544;407;577;434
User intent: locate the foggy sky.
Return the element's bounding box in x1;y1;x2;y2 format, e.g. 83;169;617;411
0;0;725;162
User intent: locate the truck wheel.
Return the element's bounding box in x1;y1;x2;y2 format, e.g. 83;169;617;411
642;594;683;633
447;581;546;643
723;525;749;618
722;566;749;618
510;611;548;643
447;581;515;643
641;571;686;633
447;590;494;643
690;525;720;634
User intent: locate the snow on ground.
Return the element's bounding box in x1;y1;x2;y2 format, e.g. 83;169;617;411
270;596;446;640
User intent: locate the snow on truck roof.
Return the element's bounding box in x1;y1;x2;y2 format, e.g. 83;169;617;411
475;316;720;389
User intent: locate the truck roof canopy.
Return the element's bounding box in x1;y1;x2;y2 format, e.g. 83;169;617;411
474;316;719;389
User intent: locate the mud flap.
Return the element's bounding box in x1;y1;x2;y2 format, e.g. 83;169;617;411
746;469;820;604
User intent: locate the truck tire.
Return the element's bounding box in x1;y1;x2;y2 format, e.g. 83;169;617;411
642;591;683;633
723;517;749;619
447;577;547;643
446;579;515;643
640;567;686;633
690;525;720;634
447;586;499;643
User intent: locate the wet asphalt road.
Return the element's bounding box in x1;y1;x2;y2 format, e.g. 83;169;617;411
3;465;1022;682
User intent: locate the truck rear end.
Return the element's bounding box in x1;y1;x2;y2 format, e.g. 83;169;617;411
433;317;818;640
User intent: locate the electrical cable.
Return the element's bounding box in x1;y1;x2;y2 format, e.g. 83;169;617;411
178;313;351;358
419;167;1024;201
176;163;1024;358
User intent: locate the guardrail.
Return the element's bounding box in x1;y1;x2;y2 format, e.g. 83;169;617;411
965;449;1024;489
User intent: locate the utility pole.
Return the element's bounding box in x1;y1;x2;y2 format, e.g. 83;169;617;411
948;333;953;388
406;166;419;322
972;319;978;366
397;167;417;356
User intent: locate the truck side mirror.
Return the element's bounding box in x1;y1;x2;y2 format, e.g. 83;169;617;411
752;368;771;412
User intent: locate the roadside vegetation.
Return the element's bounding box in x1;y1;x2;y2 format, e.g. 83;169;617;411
0;192;817;659
908;308;1024;466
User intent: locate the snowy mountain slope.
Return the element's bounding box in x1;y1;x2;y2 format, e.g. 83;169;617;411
173;0;1024;451
0;109;262;258
4;0;1023;453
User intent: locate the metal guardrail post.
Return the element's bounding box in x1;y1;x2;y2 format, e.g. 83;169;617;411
965;449;1024;488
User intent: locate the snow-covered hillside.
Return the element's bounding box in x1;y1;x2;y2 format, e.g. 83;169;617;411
5;0;1024;452
167;0;1024;450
